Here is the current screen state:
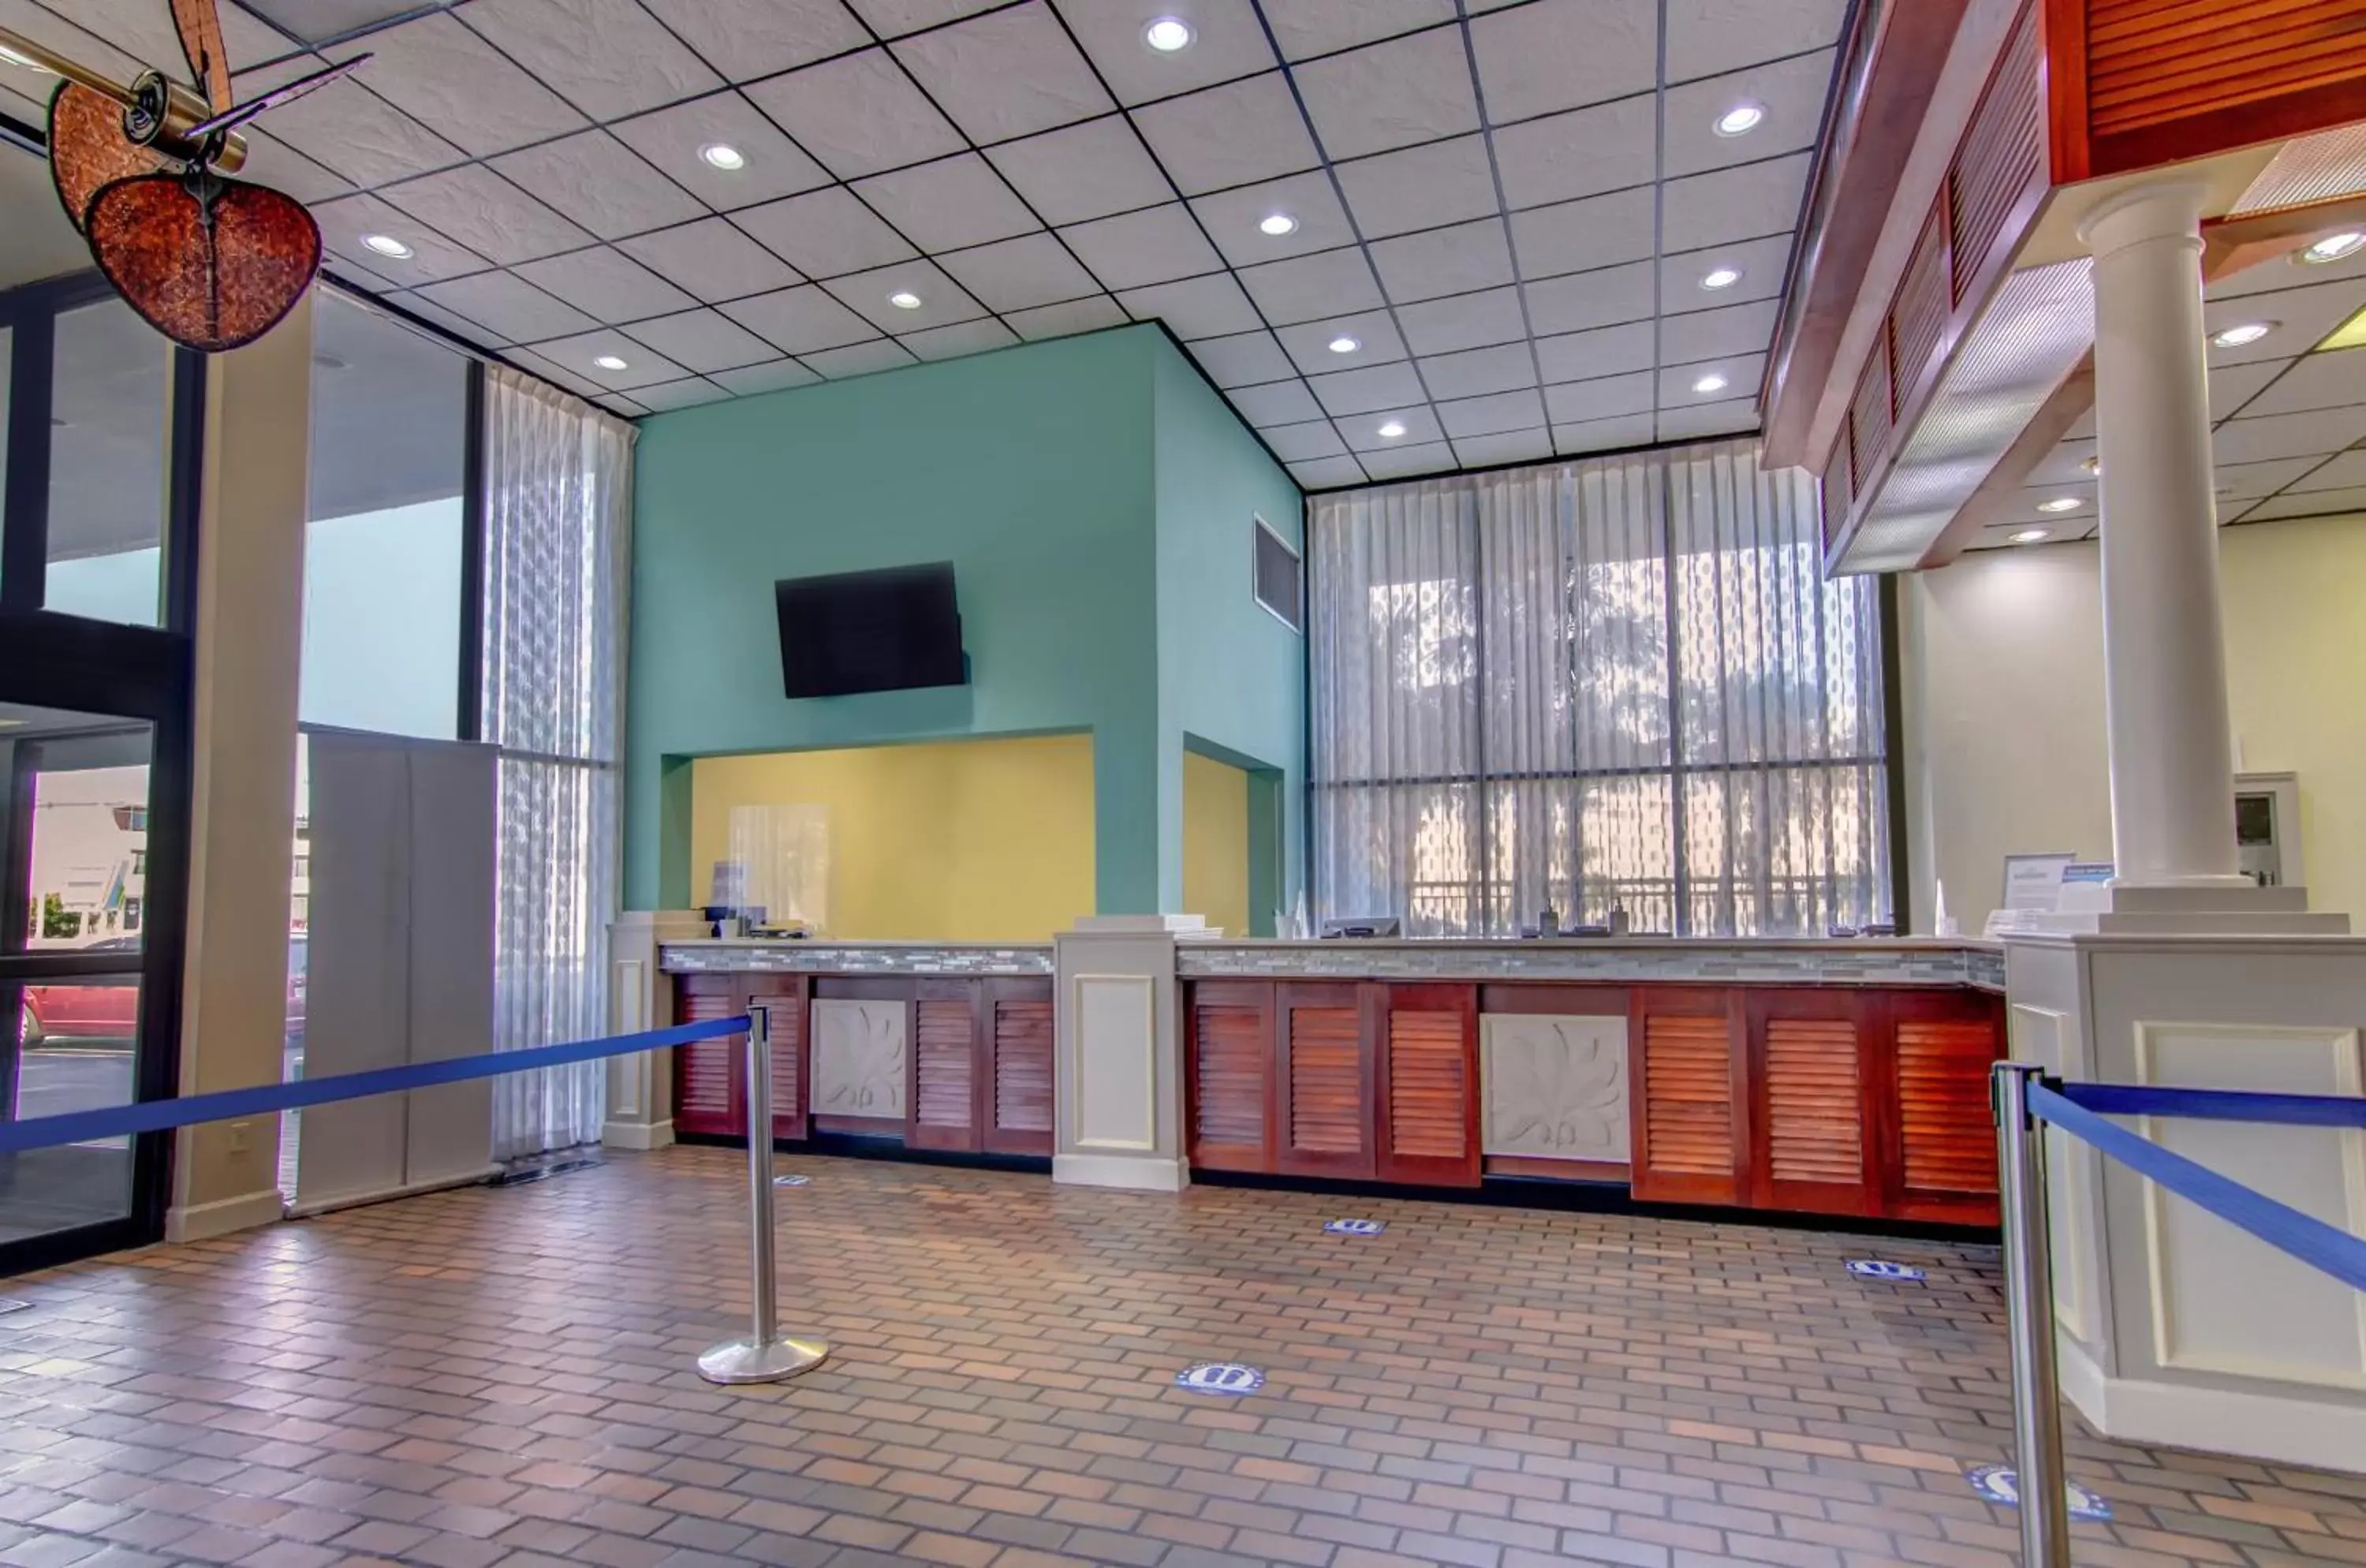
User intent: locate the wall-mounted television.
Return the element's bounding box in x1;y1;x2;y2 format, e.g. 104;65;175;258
775;562;966;699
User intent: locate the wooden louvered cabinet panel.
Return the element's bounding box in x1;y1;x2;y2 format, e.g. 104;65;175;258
1277;983;1375;1179
983;978;1054;1156
1629;990;1745;1205
748;976;810;1142
1376;984;1480;1188
909;981;980;1153
674;975;745;1138
1887;993;2006;1224
1749;994;1875;1217
1186;980;1274;1172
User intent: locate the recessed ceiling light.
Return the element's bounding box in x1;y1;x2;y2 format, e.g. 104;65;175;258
0;43;51;73
1377;420;1407;439
1260;212;1297;237
594;354;629;371
2010;528;2051;544
2081;455;2100;475
2299;231;2365;265
888;290;924;309
1692;373;1728;395
1700;267;1741;291
1144;16;1192;51
1713;102;1765;137
699;142;746;171
361;233;413;259
2037;496;2081;513
2211;321;2275;349
1328;335;1360;354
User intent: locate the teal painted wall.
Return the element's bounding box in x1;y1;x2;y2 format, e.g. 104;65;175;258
1152;338;1306;931
626;327;1159;911
624;324;1306;924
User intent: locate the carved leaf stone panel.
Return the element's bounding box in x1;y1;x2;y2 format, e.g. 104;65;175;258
812;999;908;1120
1482;1014;1629;1162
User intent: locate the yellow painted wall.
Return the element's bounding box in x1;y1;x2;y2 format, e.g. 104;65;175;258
689;734;1095;941
1182;750;1251;938
1902;513;2366;931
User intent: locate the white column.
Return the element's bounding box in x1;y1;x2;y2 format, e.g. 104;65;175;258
1052;914;1202;1192
2078;184;2248;890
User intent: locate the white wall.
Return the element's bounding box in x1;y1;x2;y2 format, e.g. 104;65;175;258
1901;513;2366;931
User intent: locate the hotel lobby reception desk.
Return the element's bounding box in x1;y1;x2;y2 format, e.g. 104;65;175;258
645;933;2006;1229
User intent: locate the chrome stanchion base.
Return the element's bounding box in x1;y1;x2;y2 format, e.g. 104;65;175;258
696;1335;829;1385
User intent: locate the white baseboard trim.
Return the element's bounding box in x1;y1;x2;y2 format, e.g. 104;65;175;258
2061;1336;2366;1473
1054;1152;1189;1193
165;1187;285;1243
285;1164;502;1220
602;1118;676;1152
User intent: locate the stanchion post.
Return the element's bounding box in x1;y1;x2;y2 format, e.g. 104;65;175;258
697;1004;828;1385
1994;1062;2071;1566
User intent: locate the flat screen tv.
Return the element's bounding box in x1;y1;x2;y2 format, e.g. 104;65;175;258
775;562;966;699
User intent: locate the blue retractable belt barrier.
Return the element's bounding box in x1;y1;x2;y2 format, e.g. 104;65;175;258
0;1015;750;1155
2030;1082;2366;1294
2061;1081;2366;1128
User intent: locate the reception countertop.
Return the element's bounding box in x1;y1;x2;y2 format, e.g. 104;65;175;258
660;935;2002;990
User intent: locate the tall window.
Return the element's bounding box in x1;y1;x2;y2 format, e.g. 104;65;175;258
1308;439;1890;938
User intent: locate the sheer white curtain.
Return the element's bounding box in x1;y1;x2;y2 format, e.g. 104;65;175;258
1309;438;1889;938
480;366;635;1159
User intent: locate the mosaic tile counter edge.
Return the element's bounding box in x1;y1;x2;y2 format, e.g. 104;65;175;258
662;941;1054;976
1179;937;2006;990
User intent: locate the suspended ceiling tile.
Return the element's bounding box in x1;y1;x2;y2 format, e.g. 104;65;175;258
1544;370;1655;424
853;155;1041;253
935;232;1103;312
1663;50;1835;179
385;289;510;346
1655;395;1759;441
1660;152;1813;254
1661;233;1795;310
2027;437;2098;487
1368;218;1516;305
2210;246;2366;301
984;116;1175;226
627;378;735;413
1188;170;1357;268
1468;0;1656;122
610;95;834;212
2293;449;2366;491
622;308;783;372
1130;73;1324;195
512;247;696;323
1507;186;1657;281
2203;280;2363;360
1332;134;1498;238
310;190;491;284
79;0;287;68
900;317;1022;360
847;0;1003;35
1307;360;1427;416
1189;330;1297;388
1054;0;1276;105
1492;94;1659;211
1346;406;1444;450
244;73;467;187
1359;439;1456;478
1451;426;1555;466
2213;405;2366;465
1659;297;1781;364
1555;411;1659;452
1394;286;1528;356
490;132;705;240
637;0;870;80
1658;351;1764;406
892;2;1114;144
2211;456;2321;500
734;187;917;278
1004;294;1129;339
802;338;920;378
1275;310;1407;375
1058;203;1225;292
231;130;356;204
1292;26;1480;161
1663;0;1848;84
457;0;722;121
745;49;966;179
621;218;803;303
2241;485;2366;521
326;11;588;157
415;271;599;342
718;285;883;354
1416;342;1539;401
1236;247;1385;326
1114;273;1260;338
821;258;988;332
1290;454;1371;487
2210;357;2309;420
710;358;824;395
1230;379;1328;425
1523;262;1655;336
378;164;596;266
1438;387;1547;438
506;349;604;399
1535;320;1655;383
1263;420;1350;461
1260;0;1455;62
532;329;691;389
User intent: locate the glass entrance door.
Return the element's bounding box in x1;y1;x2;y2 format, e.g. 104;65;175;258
0;706;157;1256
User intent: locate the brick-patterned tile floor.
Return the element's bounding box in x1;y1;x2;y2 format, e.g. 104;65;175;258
0;1148;2357;1568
